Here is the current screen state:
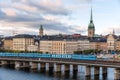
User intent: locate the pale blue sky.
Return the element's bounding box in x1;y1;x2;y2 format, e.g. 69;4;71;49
0;0;120;36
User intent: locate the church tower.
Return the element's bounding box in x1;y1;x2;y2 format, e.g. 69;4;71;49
39;25;44;36
88;8;95;38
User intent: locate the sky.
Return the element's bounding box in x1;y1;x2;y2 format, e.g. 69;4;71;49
0;0;120;36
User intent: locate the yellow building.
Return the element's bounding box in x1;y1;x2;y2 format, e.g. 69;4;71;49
3;37;13;50
13;34;34;51
39;40;52;53
39;40;78;54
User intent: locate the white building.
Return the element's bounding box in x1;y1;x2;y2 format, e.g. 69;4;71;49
39;40;78;54
27;45;38;52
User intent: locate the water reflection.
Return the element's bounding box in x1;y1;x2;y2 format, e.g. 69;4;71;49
0;66;116;80
102;73;107;80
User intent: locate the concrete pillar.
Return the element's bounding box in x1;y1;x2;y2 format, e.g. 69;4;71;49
64;64;70;72
94;66;100;76
73;65;78;72
102;67;107;74
85;66;91;76
29;62;38;72
15;61;22;70
22;62;30;71
73;64;78;77
1;61;9;65
9;61;15;68
114;68;120;80
9;61;15;65
54;63;61;72
40;63;46;72
49;63;54;72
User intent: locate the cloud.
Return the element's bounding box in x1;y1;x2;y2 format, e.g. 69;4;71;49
0;9;6;17
0;0;87;36
75;0;93;3
2;8;17;16
10;0;69;16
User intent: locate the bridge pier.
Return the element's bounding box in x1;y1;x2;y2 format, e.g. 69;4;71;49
54;63;61;72
73;64;78;72
102;67;107;74
40;63;46;72
94;66;100;80
22;62;30;71
85;66;91;76
94;66;100;76
30;62;38;71
9;61;15;68
49;63;54;72
1;61;9;66
64;64;70;72
15;61;22;70
73;64;78;77
114;68;120;80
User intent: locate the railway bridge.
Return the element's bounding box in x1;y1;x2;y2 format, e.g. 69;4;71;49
0;57;120;80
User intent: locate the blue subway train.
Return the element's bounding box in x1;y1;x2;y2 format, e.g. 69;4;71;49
0;53;96;60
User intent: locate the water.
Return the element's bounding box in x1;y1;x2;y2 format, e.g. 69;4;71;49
0;66;115;80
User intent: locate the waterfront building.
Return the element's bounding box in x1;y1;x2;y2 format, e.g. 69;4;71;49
97;42;107;52
77;39;90;51
39;40;52;53
3;37;13;50
27;45;38;52
39;40;78;54
115;37;120;51
107;33;116;51
13;34;34;51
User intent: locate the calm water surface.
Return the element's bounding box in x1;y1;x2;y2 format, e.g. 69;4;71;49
0;66;115;80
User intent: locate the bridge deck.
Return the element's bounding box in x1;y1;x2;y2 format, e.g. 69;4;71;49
0;57;120;68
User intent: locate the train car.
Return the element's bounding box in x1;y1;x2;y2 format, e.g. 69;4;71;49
0;53;97;61
72;54;82;60
72;54;96;60
80;55;96;60
51;54;72;59
0;53;6;57
37;54;51;58
19;53;38;58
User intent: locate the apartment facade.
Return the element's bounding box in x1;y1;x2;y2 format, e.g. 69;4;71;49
27;45;38;52
77;40;90;51
13;35;34;51
3;37;13;50
39;40;52;53
39;40;78;54
107;34;116;51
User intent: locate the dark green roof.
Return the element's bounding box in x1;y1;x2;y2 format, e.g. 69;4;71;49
40;25;43;30
88;22;95;29
88;7;95;29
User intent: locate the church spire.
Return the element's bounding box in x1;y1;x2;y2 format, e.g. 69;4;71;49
90;7;93;23
88;7;95;38
113;29;115;35
39;25;44;36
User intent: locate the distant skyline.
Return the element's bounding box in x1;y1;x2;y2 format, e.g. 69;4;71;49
0;0;120;36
